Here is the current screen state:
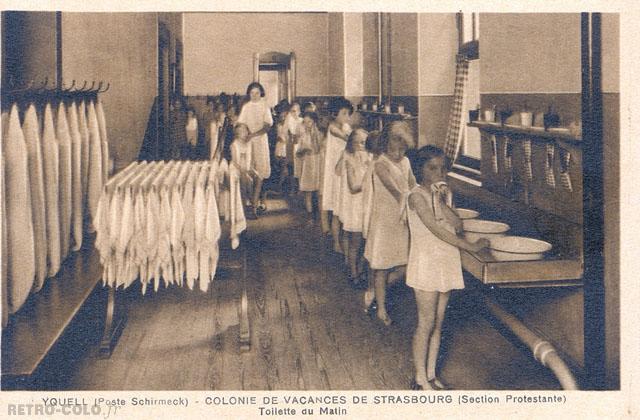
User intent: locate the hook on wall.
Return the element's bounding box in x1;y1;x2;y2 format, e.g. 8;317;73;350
98;82;110;93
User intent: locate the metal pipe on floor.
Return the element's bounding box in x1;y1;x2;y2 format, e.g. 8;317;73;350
477;291;580;390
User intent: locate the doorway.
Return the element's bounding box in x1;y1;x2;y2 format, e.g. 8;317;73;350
253;51;296;105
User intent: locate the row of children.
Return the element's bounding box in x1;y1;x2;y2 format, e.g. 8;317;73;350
307;97;492;390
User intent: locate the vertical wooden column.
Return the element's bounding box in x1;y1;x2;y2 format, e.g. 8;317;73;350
581;12;606;390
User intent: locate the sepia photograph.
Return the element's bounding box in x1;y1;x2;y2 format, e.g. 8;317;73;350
0;1;634;418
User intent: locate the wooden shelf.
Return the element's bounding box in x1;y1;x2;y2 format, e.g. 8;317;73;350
359;110;417;120
469;121;582;143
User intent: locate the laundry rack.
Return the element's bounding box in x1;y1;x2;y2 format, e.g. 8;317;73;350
95;159;251;357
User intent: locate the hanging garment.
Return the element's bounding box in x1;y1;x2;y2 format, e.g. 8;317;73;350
443;54;470;163
22;104;48;290
545;143;556;188
4;104;36;313
78;100;90;204
523;139;533;182
87;101;104;231
56;102;73;256
67;102;84;251
95;99;110;183
490;135;499;174
503;136;513;182
42;103;62;277
559;148;573;192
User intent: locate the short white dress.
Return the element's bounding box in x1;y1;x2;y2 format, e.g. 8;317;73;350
320;122;352;212
237;100;273;180
286;114;303;178
298;125;322;192
405;185;464;292
363;155;414;270
338;150;372;232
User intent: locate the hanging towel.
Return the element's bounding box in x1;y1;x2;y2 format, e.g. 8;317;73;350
78;101;90;203
42;103;62;277
4;104;36;313
559;148;573;192
56;102;73;256
87;101;104;231
1;111;9;325
22;104;48;290
95;99;110;182
545;143;556;188
490;135;499;174
523;139;533;182
67;102;84;251
443;54;470;163
503;137;513;182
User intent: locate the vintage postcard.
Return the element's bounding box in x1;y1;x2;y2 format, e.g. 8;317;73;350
0;0;637;418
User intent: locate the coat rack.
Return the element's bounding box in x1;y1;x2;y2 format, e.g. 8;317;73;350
2;77;110;109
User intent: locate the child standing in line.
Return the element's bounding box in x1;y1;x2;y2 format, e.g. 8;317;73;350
297;111;323;214
230;123;258;214
274;103;290;194
285;102;303;193
406;146;488;390
363;121;416;327
320;97;353;251
337;128;372;288
237;82;273;214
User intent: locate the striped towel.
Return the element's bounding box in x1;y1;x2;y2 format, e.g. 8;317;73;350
491;135;499;174
559;148;573;192
545;143;556;188
523;139;533;182
443;55;470;163
503;137;513;182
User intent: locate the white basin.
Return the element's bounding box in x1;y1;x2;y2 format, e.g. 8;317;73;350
463;219;510;242
489;236;552;261
455;208;480;219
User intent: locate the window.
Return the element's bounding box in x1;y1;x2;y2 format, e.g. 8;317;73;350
455;12;481;174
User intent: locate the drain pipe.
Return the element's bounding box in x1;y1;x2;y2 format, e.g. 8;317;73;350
476;291;580;390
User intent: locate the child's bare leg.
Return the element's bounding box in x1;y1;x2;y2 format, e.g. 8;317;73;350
413;289;439;388
348;232;363;279
252;177;263;208
320;207;330;234
374;269;391;325
305;192;313;213
331;214;342;253
426;292;451;383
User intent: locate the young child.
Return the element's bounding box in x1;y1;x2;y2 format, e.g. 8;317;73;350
285;102;303;192
363;121;416;327
320;97;353;252
274;103;290;194
237;82;273;214
230;123;258;214
185;107;198;159
337;128;372;287
406;146;488;390
297;111;323;214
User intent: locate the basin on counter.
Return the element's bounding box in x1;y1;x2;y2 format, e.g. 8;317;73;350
488;236;553;261
463;219;510;242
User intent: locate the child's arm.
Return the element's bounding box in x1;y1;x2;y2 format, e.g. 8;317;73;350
408;192;489;252
328;123;348;141
375;161;404;203
346;159;363;194
334;155;345;176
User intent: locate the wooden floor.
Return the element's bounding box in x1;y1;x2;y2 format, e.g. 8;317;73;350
66;197;561;390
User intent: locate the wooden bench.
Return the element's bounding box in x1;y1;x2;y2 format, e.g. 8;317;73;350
1;239;104;389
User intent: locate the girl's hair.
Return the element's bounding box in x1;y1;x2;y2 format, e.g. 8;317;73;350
246;82;266;97
410;145;446;184
328;97;354;118
275;101;290;116
234;122;250;137
345;128;368;154
302;111;319;125
379;121;415;153
302;101;315;113
365;130;383;156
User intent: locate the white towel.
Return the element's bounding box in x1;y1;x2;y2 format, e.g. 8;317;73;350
4;104;36;313
22;104;48;290
67;102;84;251
56;102;73;256
559;148;573;192
545;143;556;188
42;103;62;277
87;101;104;231
523;139;533;182
491;135;499;174
95;99;110;182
